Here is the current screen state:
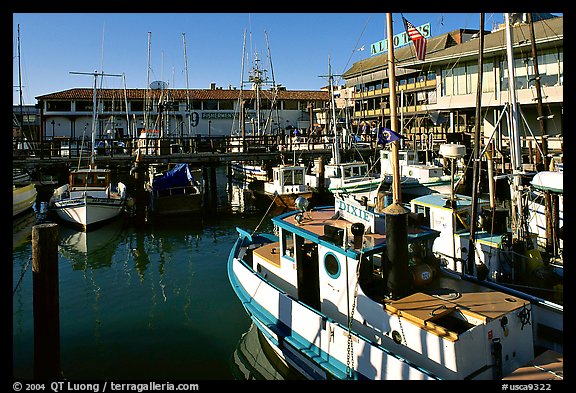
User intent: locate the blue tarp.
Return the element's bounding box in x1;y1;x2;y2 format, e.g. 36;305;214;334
152;163;197;191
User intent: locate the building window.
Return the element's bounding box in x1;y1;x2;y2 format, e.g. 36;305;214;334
76;100;94;112
219;100;234;110
102;100;125;112
203;100;218;110
131;101;144;111
189;100;202;110
46;101;71;112
283;100;298;110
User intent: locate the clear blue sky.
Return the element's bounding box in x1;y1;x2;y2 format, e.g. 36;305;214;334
12;12;558;106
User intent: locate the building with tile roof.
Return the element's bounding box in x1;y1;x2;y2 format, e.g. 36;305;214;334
341;13;563;154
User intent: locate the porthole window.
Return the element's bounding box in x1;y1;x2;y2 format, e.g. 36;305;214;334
324;253;340;279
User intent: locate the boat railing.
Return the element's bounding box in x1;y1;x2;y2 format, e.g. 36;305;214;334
154;185;200;198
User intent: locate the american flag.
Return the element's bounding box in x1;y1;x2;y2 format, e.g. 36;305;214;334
403;17;427;61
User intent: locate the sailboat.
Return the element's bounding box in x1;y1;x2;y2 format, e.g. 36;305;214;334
408;14;562;356
48;70;128;231
227;14;541;380
13;25;37;218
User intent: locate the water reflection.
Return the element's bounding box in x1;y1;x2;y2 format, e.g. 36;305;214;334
227;178;259;214
231;322;305;380
13;209;37;250
59;219;125;270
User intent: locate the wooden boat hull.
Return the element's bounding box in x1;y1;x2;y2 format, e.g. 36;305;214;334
51;196;124;230
151;192;202;215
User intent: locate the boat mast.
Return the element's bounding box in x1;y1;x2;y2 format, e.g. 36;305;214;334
466;13;485;277
144;32;151;132
265;31;281;136
527;13;554;252
386;14;401;204
329;57;340;165
16;24;35;154
383;13;411;299
182;32;192;138
70;70;122;168
504;13;525;243
249;54;264;136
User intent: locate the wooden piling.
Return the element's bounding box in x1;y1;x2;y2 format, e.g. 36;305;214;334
132;151;147;223
209;166;217;210
32;223;61;379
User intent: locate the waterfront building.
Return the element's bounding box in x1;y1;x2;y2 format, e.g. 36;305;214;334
35;84;329;142
341;14;563;155
29;14;562;159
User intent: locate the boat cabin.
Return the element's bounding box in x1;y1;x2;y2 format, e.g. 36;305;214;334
381;149;444;179
70;168;111;191
410;193;512;274
264;165;308;196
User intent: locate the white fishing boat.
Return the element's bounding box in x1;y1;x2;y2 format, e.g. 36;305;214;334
527;170;563;257
48;70;128;230
379;148;457;199
231;161;269;182
229;33;277;184
228;15;544;379
49;167;127;230
229;191;540;380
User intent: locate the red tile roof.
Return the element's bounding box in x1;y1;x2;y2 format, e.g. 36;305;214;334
37;88;329;101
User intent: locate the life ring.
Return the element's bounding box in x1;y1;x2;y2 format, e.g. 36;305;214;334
408;170;413;176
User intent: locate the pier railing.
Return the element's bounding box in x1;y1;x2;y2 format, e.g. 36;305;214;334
12;133;380;161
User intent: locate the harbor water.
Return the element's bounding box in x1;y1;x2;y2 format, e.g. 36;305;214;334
12;165;297;380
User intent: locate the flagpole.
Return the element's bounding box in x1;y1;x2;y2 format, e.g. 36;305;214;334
386;13;402;204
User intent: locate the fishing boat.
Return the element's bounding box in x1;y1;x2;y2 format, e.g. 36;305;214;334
146;163;203;216
408;14;563;356
230;161;269;183
48;70;128;231
253;164;313;210
13;180;37;217
49;167;128;230
228;15;543;379
379;148;457;199
228;191;540;380
229;32;278;184
527;170;563;258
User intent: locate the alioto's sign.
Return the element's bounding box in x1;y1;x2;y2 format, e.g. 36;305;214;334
370;23;430;56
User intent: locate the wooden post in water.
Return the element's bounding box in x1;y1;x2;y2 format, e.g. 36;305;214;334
202;166;209;208
32;223;61;379
209;166;217;211
133;150;147;223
